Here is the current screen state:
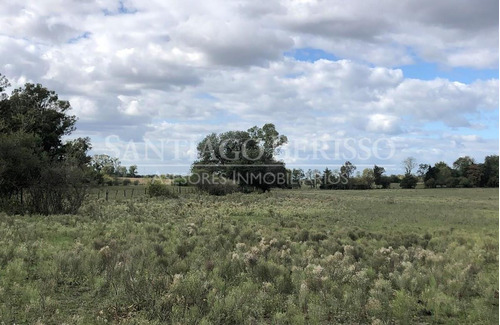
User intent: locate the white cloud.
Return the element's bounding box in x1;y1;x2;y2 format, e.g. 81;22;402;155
0;0;497;173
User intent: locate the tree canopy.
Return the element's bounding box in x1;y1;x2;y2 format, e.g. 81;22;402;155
192;123;288;192
0;74;91;214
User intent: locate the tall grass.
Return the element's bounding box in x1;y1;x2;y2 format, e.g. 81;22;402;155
0;188;497;323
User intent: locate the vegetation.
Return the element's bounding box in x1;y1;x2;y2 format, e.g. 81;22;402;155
0;75;92;214
0;188;497;324
192;124;288;193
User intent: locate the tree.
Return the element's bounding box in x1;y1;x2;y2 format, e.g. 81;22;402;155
434;161;452;187
360;168;375;189
291;168;304;187
466;164;483;187
340;161;356;189
341;161;356;179
192;124;288;193
0;132;43;197
400;174;418;189
417;164;430;178
0;75;91;214
64;137;92;166
1;82;76;157
482;155;499;187
128;165;138;177
373;165;385;186
453;156;475;177
91;154;119;174
320;167;332;189
402;157;417;175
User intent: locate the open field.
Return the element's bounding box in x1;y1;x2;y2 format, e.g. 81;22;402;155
0;188;498;324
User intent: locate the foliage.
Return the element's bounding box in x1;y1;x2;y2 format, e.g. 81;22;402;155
0;75;91;214
146;180;178;198
400;174;418;189
192;124;288;193
402;157;417;175
194;176;240;196
421;156;499;188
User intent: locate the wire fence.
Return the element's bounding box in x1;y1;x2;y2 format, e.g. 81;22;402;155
90;185;199;201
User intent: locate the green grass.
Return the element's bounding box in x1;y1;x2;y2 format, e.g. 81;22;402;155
0;188;498;324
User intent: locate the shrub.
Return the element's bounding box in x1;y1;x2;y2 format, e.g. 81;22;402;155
146;180;178;198
133;180;140;186
122;179;131;186
173;177;188;186
400;174;418;189
425;178;436;188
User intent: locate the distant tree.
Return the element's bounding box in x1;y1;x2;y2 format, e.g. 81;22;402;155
417;164;430;178
320;167;332;189
341;161;356;179
91;154;121;175
466;164;483;187
482;155;499;187
373;165;385;186
192;123;288;193
388;174;401;184
361;168;375;189
117;166;128;177
402;157;417;175
400;174;418;189
340;161;356;189
453;156;475;177
434;161;453;187
291;168;305;187
128;165;138;177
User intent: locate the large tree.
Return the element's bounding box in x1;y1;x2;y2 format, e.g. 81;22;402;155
192;123;288;192
0;74;91;214
1;82;76;157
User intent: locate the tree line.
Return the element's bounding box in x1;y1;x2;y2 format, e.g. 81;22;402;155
286;154;498;190
189;125;498;194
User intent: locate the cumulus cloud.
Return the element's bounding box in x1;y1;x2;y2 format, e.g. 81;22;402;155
0;0;497;173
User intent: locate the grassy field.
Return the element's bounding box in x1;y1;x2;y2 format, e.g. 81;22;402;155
0;188;498;324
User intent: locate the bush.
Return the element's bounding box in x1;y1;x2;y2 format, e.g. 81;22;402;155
26;164;89;215
400;174;418;189
146;180;178;198
173;177;188;186
122;179;131;186
133;180;140;186
425;178;436;188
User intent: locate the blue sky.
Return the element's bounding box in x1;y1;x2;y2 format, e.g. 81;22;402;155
0;0;498;175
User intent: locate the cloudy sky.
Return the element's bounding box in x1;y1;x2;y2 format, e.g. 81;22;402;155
1;0;498;174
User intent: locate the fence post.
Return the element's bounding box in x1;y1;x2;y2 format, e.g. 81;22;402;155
105;190;109;201
98;191;100;200
124;189;126;198
131;188;134;198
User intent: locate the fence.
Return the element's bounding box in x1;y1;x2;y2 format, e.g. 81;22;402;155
92;185;199;201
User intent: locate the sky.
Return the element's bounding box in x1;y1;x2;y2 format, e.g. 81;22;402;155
0;0;498;175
